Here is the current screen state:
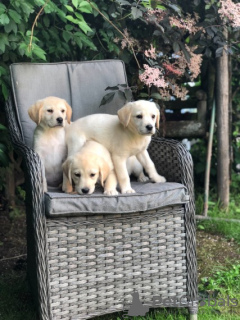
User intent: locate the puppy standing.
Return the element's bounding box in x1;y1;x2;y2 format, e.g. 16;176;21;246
64;100;165;194
28;96;72;191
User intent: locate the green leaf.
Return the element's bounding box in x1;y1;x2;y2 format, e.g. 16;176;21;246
100;92;115;107
150;93;162;100
4;20;17;34
105;86;119;91
65;24;74;31
66;15;80;24
78;21;93;34
63;30;72;43
72;0;79;8
1;81;8;100
173;42;180;53
74;12;84;21
33;46;46;61
0;124;7;130
0;66;7;76
8;9;21;24
79;1;93;13
0;34;9;52
131;7;143;19
43;16;50;28
75;31;97;50
65;5;74;12
0;13;10;25
139;93;149;98
0;3;6;15
124;88;133;101
168;3;182;15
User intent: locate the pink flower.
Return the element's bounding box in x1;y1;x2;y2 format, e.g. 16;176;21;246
219;0;240;28
144;44;157;59
169;14;203;34
163;62;183;76
139;65;168;88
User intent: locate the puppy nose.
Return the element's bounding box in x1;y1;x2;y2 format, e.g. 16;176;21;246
146;124;153;131
81;187;90;194
57;117;63;124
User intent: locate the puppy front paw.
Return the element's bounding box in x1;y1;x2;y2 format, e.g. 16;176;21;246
104;189;119;196
151;175;166;183
62;184;73;193
121;188;136;194
137;173;149;183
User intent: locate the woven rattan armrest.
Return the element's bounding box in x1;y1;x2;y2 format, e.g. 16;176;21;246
149;137;197;301
149;137;195;208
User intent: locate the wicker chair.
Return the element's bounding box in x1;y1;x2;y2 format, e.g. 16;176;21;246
5;60;198;320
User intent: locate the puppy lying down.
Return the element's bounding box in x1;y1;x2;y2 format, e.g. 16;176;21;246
62;140;149;195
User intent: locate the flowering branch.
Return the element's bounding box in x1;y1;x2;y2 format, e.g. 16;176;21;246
87;0;141;69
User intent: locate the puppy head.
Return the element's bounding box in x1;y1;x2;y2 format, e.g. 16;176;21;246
62;153;110;195
118;100;160;135
28;96;72;127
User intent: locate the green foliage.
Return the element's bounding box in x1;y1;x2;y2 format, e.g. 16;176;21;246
197;218;240;244
200;264;240;295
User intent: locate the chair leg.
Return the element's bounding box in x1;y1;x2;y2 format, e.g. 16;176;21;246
190;314;198;320
189;304;198;320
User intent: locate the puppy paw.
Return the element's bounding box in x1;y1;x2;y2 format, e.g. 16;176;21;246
62;185;73;193
152;175;166;183
137;173;149;183
121;188;136;194
104;189;119;196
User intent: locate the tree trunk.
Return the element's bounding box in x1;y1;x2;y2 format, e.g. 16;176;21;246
216;31;230;209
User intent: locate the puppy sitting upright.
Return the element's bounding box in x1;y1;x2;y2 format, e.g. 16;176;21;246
28;96;72;191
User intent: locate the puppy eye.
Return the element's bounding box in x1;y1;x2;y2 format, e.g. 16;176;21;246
152;115;156;119
61;110;65;113
136;115;143;119
74;173;81;178
47;109;53;113
90;173;96;177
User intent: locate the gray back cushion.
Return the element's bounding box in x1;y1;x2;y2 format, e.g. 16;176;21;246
10;60;128;147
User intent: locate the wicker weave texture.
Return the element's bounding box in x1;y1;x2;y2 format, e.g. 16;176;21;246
47;206;187;320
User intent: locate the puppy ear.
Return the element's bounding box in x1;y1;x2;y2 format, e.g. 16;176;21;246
99;158;110;187
65;101;72;124
28;100;44;124
62;157;73;186
156;107;160;129
117;102;132;127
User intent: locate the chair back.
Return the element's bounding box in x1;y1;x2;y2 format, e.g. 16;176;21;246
10;60;128;147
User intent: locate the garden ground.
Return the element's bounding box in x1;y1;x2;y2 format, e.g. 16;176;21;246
0;205;240;320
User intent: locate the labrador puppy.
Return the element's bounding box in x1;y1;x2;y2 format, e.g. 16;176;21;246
62;140;149;195
28;96;72;191
64;100;165;194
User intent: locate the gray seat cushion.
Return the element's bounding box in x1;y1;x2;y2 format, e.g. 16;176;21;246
45;182;189;217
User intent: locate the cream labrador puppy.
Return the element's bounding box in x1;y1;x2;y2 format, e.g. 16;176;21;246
62;141;148;195
65;100;165;194
28;96;72;191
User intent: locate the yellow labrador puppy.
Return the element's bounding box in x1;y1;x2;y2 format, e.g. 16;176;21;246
65;100;165;194
28;96;72;191
62;141;148;195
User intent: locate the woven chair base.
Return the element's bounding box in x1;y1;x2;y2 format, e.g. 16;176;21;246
46;205;195;320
